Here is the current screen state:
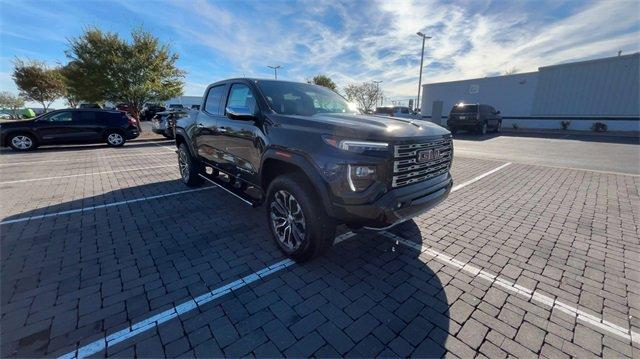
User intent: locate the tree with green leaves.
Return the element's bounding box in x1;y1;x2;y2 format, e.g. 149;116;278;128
12;59;65;112
309;74;337;91
0;91;25;117
60;62;83;108
344;82;382;113
65;27;185;119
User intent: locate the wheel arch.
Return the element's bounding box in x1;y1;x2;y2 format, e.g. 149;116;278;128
260;150;334;216
2;130;38;147
101;127;125;139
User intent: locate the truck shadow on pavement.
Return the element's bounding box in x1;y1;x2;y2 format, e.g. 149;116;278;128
1;181;449;357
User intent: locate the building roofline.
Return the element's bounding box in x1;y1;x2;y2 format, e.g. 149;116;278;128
423;71;538;86
539;52;639;70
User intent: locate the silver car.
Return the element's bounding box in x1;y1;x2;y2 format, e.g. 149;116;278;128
151;110;189;138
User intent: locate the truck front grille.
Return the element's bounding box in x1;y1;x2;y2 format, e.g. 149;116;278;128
392;138;452;188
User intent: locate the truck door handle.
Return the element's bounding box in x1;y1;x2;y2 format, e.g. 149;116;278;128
218;127;227;133
197;123;205;128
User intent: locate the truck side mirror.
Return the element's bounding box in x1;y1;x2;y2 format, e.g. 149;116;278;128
226;106;256;121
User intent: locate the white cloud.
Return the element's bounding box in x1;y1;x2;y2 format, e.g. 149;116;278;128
2;0;639;107
154;0;639;103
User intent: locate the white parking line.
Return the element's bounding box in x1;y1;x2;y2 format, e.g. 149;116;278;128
58;259;295;359
152;141;177;153
0;187;215;225
0;151;174;167
367;161;638;344
0;165;175;185
380;231;639;345
451;162;511;191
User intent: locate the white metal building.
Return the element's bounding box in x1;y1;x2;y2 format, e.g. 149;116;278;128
421;53;640;132
165;95;203;109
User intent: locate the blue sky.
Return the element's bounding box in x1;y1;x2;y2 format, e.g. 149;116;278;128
1;0;639;108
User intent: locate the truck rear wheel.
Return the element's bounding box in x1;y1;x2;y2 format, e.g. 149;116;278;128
178;143;204;187
266;173;336;262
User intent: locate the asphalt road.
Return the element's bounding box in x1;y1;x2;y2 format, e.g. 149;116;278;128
453;133;640;175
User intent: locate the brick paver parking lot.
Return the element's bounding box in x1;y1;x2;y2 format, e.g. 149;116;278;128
1;135;638;358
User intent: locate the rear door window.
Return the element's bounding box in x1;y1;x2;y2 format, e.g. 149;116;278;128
48;111;73;122
77;111;97;123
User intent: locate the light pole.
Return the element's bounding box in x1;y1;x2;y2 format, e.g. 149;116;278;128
373;80;383;106
416;32;431;113
268;65;281;79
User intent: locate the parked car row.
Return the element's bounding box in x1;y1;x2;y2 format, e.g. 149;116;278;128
0;108;140;151
373;106;418;119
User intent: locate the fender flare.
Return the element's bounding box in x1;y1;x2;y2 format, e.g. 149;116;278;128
174;127;196;157
260;149;335;217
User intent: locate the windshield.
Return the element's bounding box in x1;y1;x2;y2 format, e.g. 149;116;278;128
256;80;353;116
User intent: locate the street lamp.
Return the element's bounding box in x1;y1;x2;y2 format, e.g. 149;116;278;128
373;80;383;106
416;32;432;113
268;65;281;80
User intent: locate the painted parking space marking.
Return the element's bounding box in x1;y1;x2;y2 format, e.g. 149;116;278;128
380;230;639;345
451;162;511;191
378;161;637;344
58;231;361;358
152;141;177;153
0;165;174;184
58;259;296;359
0;187;215;225
0;151;174;167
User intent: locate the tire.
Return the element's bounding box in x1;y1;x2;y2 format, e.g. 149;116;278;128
266;173;336;262
105;131;126;147
495;121;502;133
177;143;204;187
164;129;175;139
478;122;488;135
8;133;37;151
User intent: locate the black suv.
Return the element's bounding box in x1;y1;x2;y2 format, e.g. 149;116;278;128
0;108;140;151
174;79;453;261
447;103;502;135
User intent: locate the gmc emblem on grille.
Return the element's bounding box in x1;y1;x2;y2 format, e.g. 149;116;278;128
418;148;441;162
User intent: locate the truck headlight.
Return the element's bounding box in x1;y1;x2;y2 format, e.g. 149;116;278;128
347;164;377;191
322;136;389;153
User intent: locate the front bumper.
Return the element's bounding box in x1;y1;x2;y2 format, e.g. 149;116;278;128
125;128;140;140
330;173;452;228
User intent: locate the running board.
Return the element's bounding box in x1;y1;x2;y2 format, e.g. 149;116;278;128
198;173;258;207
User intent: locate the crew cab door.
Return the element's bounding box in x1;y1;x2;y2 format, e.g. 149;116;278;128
217;82;262;183
194;84;227;163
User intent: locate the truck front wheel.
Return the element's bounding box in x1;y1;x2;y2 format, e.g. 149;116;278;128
266;173;336;262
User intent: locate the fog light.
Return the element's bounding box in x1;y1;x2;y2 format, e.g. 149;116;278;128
347;165;377;192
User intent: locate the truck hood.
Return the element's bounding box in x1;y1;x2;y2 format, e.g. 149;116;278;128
272;113;450;141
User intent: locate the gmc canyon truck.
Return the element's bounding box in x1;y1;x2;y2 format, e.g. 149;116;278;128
174;79;453;261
